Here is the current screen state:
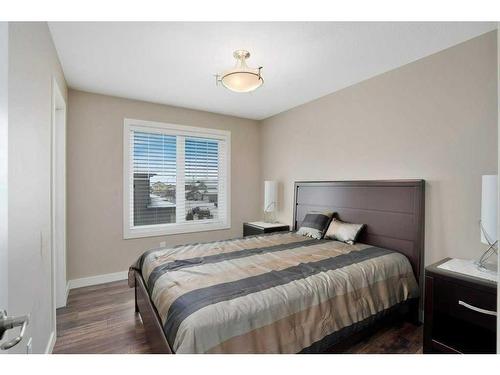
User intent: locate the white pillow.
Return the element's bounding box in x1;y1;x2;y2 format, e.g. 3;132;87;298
324;218;365;244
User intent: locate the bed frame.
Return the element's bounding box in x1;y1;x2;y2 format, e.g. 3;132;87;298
134;179;425;354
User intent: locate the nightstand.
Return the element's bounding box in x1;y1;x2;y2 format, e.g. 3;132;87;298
423;258;497;354
243;221;290;237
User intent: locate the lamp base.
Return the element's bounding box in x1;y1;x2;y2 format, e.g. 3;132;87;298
263;211;277;224
475;241;498;272
476;262;498;274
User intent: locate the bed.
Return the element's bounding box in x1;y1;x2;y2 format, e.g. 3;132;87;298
129;180;425;353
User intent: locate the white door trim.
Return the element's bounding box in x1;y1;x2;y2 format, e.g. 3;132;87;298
51;77;67;323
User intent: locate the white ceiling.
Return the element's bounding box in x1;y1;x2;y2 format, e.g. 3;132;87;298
48;22;496;120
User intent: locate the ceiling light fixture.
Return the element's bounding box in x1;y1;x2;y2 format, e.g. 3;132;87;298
216;50;263;93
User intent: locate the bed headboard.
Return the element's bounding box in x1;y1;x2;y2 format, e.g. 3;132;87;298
293;180;425;284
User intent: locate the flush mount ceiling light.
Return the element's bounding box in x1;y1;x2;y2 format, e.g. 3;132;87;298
216;50;263;93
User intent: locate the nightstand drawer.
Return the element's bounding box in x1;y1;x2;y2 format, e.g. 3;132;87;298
243;224;265;237
434;278;497;332
424;259;497;354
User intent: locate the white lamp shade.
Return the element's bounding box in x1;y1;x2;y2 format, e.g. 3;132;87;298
481;175;497;244
264;181;278;212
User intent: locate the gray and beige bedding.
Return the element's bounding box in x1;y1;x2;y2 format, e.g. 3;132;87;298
129;231;419;353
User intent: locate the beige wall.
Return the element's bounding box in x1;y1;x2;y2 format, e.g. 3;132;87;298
67;31;497;281
497;24;499;353
0;23;7;318
67;90;261;280
8;22;67;353
260;31;498;266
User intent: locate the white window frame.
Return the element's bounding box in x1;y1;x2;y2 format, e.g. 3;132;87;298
123;118;231;239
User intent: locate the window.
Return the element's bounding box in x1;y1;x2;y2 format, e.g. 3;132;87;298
123;119;230;239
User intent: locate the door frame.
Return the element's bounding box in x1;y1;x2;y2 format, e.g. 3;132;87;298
51;77;67;324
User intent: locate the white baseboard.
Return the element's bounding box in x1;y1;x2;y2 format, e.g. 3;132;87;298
68;270;128;290
45;331;56;354
55;283;70;309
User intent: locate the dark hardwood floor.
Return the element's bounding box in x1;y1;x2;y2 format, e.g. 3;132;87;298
53;280;423;354
53;280;150;354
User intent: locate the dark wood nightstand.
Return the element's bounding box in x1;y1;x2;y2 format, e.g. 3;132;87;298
424;258;497;354
243;221;290;237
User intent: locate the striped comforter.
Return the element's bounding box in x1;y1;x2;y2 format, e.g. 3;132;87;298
129;232;419;353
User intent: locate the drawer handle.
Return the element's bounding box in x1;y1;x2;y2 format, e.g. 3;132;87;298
458;300;497;316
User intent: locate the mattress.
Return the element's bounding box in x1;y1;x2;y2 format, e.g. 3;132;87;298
129;231;419;353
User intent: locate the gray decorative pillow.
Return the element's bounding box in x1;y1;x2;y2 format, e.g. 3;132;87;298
296;212;333;239
324;218;365;244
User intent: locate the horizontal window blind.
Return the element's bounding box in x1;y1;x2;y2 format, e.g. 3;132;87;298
184;138;220;222
124;120;230;238
131;131;177;227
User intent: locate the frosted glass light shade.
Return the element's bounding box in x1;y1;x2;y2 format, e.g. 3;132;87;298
264;181;278;212
218;50;263;93
221;70;263;93
481;175;497;244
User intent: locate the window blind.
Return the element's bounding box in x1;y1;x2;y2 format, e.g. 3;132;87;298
131;131;177;227
124;120;230;238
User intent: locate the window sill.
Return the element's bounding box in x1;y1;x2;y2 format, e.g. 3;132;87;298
123;221;231;239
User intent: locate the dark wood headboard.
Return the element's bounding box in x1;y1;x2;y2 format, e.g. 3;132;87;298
293;180;425;284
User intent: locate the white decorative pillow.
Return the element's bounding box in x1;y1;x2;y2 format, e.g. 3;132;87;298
324;218;365;244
